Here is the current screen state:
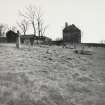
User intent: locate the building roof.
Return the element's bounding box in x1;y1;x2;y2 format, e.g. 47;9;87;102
20;35;52;41
20;35;34;39
63;24;81;33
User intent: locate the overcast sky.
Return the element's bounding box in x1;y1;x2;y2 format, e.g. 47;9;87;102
0;0;105;43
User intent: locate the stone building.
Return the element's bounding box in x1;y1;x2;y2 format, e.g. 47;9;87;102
20;35;52;45
63;22;81;44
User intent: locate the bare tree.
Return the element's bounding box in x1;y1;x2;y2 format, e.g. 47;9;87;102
8;26;17;33
40;22;48;37
0;24;9;37
0;24;4;36
19;5;47;37
19;5;37;36
33;7;48;37
35;7;43;37
19;5;48;45
17;19;29;35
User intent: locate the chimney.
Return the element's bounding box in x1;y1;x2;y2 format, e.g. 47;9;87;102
65;22;68;28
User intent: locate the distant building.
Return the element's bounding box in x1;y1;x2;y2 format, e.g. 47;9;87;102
20;35;34;44
63;22;81;44
20;35;52;43
20;35;52;45
6;30;52;44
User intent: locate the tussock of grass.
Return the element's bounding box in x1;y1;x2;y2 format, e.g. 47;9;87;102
74;49;93;55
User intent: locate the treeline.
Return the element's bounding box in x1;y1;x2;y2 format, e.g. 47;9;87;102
81;43;105;47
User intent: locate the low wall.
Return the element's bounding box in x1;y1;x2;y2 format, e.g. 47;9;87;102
0;37;7;43
81;43;105;47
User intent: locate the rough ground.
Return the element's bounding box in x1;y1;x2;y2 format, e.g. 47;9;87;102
0;43;105;105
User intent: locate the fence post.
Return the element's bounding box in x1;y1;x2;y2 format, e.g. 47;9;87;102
16;30;21;48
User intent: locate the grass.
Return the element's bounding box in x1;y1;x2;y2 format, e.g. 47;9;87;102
0;44;105;105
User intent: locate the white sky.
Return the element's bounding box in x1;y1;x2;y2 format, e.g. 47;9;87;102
0;0;105;43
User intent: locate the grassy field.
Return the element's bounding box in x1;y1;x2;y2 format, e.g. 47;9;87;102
0;43;105;105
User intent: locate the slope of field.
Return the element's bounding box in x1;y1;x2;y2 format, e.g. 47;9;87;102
0;43;105;105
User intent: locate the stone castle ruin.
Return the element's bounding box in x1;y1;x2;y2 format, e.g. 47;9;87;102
63;22;81;44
